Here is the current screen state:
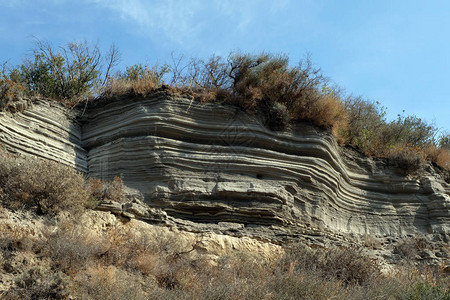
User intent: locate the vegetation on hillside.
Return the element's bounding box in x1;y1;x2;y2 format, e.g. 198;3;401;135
1;40;449;175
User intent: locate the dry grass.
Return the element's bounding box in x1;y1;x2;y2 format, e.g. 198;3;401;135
73;265;150;300
1;209;449;299
106;77;158;97
424;144;450;170
297;94;350;142
103;63;166;98
0;79;25;106
382;142;450;175
3;266;72;300
386;145;426;175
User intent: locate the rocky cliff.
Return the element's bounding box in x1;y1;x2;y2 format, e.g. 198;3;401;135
1;93;449;244
0;99;87;172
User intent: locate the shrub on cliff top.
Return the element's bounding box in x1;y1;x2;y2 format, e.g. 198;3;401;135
2;39;119;105
0;66;26;111
104;63;168;97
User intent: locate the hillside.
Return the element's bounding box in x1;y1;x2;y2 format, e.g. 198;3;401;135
0;93;449;299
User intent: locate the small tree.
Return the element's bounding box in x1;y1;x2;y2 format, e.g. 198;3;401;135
13;39;119;104
0;64;25;104
382;114;437;148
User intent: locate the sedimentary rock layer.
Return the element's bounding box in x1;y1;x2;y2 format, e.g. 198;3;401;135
82;94;450;238
0;99;87;172
1;94;449;240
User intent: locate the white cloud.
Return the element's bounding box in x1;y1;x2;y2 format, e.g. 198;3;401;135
84;0;287;45
86;0;205;44
82;0;304;54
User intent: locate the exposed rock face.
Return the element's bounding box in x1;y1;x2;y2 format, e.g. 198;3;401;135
81;94;450;240
1;94;449;242
0;99;87;172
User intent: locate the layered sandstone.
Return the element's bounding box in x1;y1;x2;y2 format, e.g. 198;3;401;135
1;94;449;242
0;99;87;172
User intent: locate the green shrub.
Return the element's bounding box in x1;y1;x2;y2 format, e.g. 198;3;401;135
263;101;291;131
343;97;387;154
6;40;118;104
382;115;437;148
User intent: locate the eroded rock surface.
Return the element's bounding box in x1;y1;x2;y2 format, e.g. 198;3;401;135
82;95;450;240
0;99;86;172
1;94;449;244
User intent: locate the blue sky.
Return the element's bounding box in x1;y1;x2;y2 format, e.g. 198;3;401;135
1;0;449;133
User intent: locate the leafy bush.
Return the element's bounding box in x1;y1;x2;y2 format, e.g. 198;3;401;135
382;114;437;147
4;40;118;104
343;96;449;173
263;101;291;131
344;97;388;154
439;134;450;149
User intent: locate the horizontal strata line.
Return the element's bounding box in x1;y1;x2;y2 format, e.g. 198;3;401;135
87;135;423;196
